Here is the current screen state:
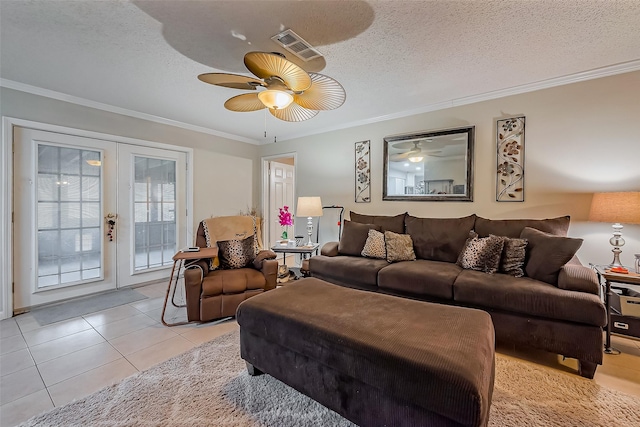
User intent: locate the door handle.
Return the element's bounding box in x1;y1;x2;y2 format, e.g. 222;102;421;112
106;213;117;242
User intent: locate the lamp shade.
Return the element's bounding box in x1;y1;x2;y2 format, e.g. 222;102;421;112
588;192;640;224
296;197;323;217
258;90;293;110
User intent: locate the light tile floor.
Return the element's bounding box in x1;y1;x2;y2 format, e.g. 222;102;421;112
1;281;640;426
0;281;238;426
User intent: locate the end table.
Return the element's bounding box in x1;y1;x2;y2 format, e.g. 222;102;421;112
162;247;218;326
593;265;640;354
271;243;319;279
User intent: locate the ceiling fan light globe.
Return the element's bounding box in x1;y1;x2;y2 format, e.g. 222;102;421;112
408;156;424;163
258;90;294;110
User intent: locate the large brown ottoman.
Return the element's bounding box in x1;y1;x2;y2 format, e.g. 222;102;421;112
236;278;495;427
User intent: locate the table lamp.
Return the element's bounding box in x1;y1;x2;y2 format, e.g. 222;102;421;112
296;196;323;246
588;191;640;271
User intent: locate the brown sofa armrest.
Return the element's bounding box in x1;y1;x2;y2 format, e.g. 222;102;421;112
260;259;279;290
321;242;339;257
253;250;277;270
558;264;600;295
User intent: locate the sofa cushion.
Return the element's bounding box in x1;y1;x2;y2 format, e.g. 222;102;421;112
384;231;416;263
309;255;389;289
475;215;570;238
378;260;462;300
453;269;606;327
350;212;406;234
217;236;255;269
338;220;382;256
361;229;386;259
456;235;504;274
521;227;583;285
405;214;476;263
498;236;528;277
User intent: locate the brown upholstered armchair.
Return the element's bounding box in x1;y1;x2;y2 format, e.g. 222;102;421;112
183;219;278;322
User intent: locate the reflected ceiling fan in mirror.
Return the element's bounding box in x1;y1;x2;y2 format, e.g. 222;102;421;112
389;141;443;163
198;51;346;122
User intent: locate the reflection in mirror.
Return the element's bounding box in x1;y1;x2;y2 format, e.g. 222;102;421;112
383;126;474;201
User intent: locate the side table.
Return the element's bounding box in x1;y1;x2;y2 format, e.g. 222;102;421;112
593;265;640;354
271;243;319;279
162;247;218;326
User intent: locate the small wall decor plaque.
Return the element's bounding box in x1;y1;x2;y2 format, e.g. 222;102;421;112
355;140;371;203
496;117;525;202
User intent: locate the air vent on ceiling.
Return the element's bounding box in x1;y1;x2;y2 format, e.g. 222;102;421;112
271;29;323;62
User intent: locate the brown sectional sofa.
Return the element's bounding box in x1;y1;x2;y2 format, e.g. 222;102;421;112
309;212;607;378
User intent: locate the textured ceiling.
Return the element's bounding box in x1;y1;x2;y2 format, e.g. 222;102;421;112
1;0;639;144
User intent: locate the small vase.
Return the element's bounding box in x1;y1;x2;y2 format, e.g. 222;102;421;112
281;230;288;239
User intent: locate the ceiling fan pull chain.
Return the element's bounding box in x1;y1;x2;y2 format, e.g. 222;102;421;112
264;108;267;138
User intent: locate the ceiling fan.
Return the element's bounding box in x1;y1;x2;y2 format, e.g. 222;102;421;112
390;141;443;162
197;51;346;122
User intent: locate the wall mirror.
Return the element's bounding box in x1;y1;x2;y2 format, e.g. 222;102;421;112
383;126;474;201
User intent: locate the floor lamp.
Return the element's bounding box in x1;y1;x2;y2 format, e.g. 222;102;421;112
296;197;323;246
589;191;640;271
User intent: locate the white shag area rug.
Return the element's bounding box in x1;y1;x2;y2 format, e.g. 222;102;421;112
20;331;640;427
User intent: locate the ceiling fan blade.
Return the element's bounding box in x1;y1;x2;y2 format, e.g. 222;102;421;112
293;73;346;111
224;93;266;112
244;52;311;92
269;102;318;122
197;73;263;90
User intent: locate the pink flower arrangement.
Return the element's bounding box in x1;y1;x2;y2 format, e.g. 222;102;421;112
278;206;293;239
278;206;293;227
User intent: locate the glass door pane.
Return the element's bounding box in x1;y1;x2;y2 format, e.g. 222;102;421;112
133;156;177;271
36;145;103;288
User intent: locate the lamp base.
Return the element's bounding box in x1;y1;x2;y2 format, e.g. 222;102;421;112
305;216;314;246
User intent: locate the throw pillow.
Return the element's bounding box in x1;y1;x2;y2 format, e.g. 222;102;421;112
217;236;255;269
361;229;386;259
338;220;382;256
495;235;528;277
456;235;505;274
384;231;416;263
520;227;583;285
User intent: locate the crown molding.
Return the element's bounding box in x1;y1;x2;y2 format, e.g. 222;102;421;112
278;59;640;142
0;79;261;145
3;58;639;145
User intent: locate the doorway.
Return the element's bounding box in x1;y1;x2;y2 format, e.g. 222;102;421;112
262;154;296;258
11;125;191;313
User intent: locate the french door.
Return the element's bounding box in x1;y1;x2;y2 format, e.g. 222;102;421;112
116;144;186;288
13;127;187;311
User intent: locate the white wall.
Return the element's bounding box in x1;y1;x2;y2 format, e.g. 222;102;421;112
260;71;640;267
0;87;260;226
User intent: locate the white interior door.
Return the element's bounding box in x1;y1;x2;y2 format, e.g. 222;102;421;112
116;144;187;287
268;161;295;246
13;128;117;310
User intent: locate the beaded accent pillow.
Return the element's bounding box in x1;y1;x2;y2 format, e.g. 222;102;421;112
456;235;505;274
384;231;416;263
496;235;528;277
361;229;386;259
217;236;255;269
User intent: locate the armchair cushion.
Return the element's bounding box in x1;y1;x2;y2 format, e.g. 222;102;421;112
218;236;255;269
